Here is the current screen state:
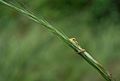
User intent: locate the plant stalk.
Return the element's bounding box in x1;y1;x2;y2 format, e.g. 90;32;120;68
0;0;115;81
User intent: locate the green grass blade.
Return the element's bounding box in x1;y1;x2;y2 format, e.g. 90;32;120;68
0;0;116;81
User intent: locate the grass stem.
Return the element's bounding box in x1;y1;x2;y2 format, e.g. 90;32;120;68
0;0;116;81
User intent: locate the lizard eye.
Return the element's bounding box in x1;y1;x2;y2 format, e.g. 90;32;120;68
70;38;76;41
72;38;76;41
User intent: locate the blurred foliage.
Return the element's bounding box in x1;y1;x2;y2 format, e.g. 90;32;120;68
0;0;120;81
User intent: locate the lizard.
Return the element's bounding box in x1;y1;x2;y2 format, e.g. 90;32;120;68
69;38;85;53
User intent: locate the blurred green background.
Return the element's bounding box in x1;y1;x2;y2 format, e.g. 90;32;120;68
0;0;120;81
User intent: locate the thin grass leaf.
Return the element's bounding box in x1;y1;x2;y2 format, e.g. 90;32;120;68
0;0;116;81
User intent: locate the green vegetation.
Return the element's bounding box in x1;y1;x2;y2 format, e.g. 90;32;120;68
0;0;120;81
